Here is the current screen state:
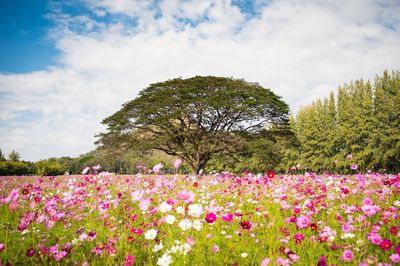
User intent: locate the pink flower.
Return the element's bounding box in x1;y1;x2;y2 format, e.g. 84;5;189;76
296;215;311;229
176;190;195;204
367;233;382;245
342;222;353;233
152;163;163;173
53;251;67;261
211;245;219;252
342;250;353;261
222;213;234;223
390;254;400;263
124;255;135;266
174;158;182;168
0;243;5;252
139;198;151;212
205;213;217;224
351;164;358;170
346;154;353;159
82;167;90;174
275;257;290;266
261;258;271;266
288;254;300;262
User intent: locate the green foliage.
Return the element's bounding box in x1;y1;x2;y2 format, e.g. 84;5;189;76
35;158;68;176
98;76;289;173
0;148;5;161
0;161;31;175
8;150;20;162
288;70;400;173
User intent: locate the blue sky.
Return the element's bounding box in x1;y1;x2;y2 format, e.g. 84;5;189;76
0;0;57;72
0;0;399;161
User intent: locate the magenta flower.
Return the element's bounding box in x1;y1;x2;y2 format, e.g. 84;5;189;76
124;255;135;266
0;243;5;252
380;239;393;251
395;243;400;254
351;164;358;170
342;250;353;261
296;215;311;229
130;228;144;235
26;248;35;257
205;212;217;224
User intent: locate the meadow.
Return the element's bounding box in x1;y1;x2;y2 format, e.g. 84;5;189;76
0;167;399;265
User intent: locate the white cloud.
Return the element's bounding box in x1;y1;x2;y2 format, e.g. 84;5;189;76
1;0;400;161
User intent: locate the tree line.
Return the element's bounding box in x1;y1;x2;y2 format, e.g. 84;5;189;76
1;70;398;176
282;70;400;173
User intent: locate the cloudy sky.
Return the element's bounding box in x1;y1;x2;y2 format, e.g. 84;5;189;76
0;0;399;161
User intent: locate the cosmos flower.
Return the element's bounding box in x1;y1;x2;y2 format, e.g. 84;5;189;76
26;248;35;257
124;255;135;266
159;202;173;213
380;239;393;251
153;163;163;173
178;219;193;231
296;215;311;229
342;250;353;261
205;213;217;224
188;204;203;217
144;229;158;240
176;190;195;204
165;215;176;224
157;253;173;266
212;245;219;252
174;158;182;168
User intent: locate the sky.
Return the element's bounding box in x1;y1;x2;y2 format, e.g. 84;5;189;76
0;0;399;162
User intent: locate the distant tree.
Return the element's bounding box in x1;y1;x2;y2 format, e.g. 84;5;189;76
35;158;67;176
8;150;20;162
98;76;289;173
0;148;5;161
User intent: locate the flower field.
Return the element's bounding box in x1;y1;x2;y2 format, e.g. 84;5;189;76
0;170;399;265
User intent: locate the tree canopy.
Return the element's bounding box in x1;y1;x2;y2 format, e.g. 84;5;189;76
97;76;289;173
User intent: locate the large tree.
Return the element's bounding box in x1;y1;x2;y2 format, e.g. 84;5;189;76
97;76;289;173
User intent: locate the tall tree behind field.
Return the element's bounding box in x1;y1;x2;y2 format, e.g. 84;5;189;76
288;70;400;173
371;70;400;171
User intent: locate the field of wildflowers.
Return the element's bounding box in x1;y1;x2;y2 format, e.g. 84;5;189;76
0;167;399;265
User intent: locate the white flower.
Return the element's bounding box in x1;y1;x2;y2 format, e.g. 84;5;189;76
341;233;355;239
178;243;191;255
165;215;176;225
241;253;248;258
153;242;164;252
394;200;400;207
145;229;158;240
192;220;203;231
178;219;192;231
176;206;185;215
159;202;172;213
157;254;173;266
188;204;203;217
